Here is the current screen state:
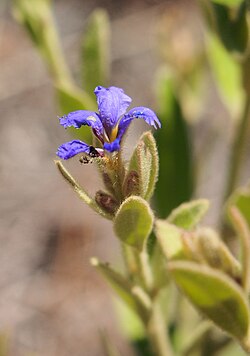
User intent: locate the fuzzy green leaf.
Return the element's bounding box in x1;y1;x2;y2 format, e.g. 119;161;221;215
81;8;110;95
155;220;184;260
114;196;154;250
167;199;209;230
169;261;250;341
128;131;159;201
195;227;241;282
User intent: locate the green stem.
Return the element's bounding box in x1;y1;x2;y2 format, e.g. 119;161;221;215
224;95;250;201
181;321;211;356
147;300;173;356
139;249;154;291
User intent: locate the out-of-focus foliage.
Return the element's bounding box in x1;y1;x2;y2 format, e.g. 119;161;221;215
81;8;110;96
13;0;111;144
207;32;245;119
169;261;250;345
154;70;193;218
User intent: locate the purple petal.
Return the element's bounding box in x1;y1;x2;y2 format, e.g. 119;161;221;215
103;138;120;152
56;140;91;160
59;110;104;140
94;86;132;131
118;106;161;139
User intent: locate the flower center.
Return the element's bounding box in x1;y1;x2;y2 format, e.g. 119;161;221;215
109;125;119;143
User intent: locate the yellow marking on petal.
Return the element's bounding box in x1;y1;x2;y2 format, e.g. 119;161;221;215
87;116;97;122
110;125;118;142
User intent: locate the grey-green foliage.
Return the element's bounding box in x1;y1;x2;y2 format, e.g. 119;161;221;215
81;8;110;95
169;261;250;350
13;1;111;144
114;196;154;251
167;199;210;230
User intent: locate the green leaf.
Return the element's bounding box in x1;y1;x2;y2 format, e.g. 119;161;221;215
81;8;110;95
167;199;209;230
13;0;72;85
13;0;51;48
55;161;113;220
114;298;145;341
169;261;250;342
91;258;139;313
91;258;148;323
155;220;185;261
154;69;193;217
55;83;96;143
227;183;250;228
114;196;154;250
207;32;245;119
128;131;159;201
211;0;244;8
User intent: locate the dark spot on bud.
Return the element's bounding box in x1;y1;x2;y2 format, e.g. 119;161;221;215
102;172;116;196
123;170;140;197
95;191;118;214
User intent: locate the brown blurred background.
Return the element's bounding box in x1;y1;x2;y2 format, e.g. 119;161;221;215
0;0;239;355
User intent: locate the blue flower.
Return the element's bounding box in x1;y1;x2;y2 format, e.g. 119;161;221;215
57;86;161;160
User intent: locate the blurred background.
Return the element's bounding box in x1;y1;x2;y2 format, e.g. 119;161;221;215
0;0;249;355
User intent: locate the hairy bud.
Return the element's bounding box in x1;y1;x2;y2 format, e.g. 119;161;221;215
95;190;118;215
123;170;140;197
195;228;241;282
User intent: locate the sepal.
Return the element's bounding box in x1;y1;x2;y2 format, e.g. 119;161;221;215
55;160;113;219
128;131;159;201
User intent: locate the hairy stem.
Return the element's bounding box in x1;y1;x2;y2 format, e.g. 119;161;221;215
147;300;173;356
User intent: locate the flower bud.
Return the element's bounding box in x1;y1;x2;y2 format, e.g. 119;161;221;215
123;170;140;197
102;172;116;196
95;190;118;215
195;228;241;282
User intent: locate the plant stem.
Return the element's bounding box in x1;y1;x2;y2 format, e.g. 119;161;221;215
139;249;154;291
147;300;173;356
224;95;250;201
